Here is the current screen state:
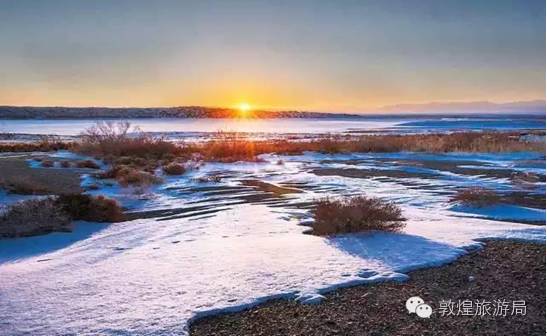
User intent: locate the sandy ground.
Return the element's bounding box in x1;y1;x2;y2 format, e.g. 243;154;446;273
190;240;546;336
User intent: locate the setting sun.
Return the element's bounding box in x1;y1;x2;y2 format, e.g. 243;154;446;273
237;102;252;117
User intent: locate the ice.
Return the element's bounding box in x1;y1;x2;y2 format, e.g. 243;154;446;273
0;150;545;335
451;204;546;222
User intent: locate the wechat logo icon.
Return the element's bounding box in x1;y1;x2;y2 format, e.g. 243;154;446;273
406;296;432;318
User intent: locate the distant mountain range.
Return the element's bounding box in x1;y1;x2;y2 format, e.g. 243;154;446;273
379;100;546;114
0;100;544;119
0;106;358;119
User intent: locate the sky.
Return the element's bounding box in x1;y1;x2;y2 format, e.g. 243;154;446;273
0;0;545;112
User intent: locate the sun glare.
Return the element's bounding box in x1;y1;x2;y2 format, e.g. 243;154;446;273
237;102;252;117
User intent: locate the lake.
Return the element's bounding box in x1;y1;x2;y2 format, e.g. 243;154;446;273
0;115;544;137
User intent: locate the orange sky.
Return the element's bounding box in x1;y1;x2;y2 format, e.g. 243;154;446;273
0;1;544;112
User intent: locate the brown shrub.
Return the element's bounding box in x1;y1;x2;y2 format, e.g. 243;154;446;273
70;125;544;164
0;198;71;238
510;172;544;186
201;132;259;162
162;162;186;175
312;196;406;236
0;137;70;153
60;160;71;168
192;131;544;162
76;160;100;169
56;194;124;222
76;121;181;159
99;165;161;187
0;176;50;195
41;160;54;167
195;174;223;183
450;187;502;207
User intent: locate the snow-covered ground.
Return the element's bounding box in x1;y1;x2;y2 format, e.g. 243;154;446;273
0;151;545;335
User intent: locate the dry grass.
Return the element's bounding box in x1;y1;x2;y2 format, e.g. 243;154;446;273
0;157;83;195
450;187;502;207
76;121;182;159
73;121;185;185
510;171;544;188
197;132;261;162
0;175;51;195
56;194;125;222
41;159;54;167
0;193;124;237
0;136;70;153
0;198;71;238
162;162;186;175
196;131;544;162
311;196;406;236
75;159;100;169
99;165;162;187
73;122;543;165
195;174;223;183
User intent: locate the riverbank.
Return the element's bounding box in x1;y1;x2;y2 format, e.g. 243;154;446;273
190;240;546;336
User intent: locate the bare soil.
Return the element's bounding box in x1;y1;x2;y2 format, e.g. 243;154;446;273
190;240;546;336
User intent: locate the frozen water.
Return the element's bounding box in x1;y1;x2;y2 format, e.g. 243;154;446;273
0;151;545;335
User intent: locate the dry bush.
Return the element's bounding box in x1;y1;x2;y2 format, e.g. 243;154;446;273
0;176;50;195
312;196;406;236
162;162;186;175
99;165;161;187
200;132;260;162
0;198;71;237
450;187;502;207
56;194;124;222
76;159;100;169
76;121;181;159
192;131;544;162
510;172;544;186
195;173;223;183
41;159;54;167
0;137;70;153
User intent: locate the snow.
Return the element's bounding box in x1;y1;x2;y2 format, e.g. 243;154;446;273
450;204;546;222
0;150;545;335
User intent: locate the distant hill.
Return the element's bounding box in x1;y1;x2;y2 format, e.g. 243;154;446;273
379;100;546;114
0;106;359;119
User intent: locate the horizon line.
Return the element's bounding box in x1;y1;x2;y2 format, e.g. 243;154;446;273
0;98;545;114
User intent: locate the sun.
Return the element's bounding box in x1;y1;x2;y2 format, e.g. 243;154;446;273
237;102;252;117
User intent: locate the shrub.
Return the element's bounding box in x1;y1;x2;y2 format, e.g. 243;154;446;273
162;162;186;175
41;160;54;167
117;168;161;187
0;176;50;195
0;198;71;238
76;121;180;159
202;134;259;162
192;131;545;161
99;165;161;187
56;194;124;222
60;160;71;168
450;187;502;207
195;174;223;183
311;196;406;236
0;137;70;153
76;160;100;169
510;172;543;186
